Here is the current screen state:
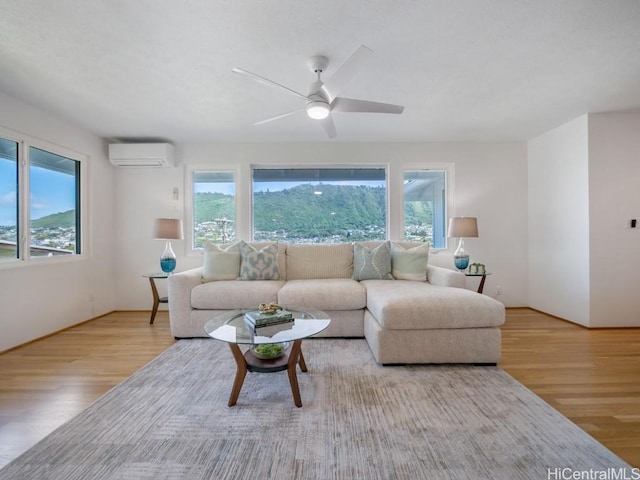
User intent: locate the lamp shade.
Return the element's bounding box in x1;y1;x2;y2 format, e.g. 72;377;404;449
447;217;478;238
153;218;183;240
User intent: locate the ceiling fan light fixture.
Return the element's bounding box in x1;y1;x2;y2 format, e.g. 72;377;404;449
306;101;330;120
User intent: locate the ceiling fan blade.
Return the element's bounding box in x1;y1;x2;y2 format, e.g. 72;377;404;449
254;108;306;126
320;115;337;139
232;67;307;100
331;97;404;114
321;45;373;102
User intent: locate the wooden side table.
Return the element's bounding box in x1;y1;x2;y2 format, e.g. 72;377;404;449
143;273;169;324
465;272;491;294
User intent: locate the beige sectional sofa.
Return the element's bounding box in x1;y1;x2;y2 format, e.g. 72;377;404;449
168;241;505;364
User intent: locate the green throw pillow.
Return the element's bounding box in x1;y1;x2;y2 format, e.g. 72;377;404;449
238;241;280;280
202;242;241;282
391;242;429;281
353;241;393;281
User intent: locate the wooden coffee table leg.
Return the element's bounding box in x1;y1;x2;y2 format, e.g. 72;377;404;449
298;349;307;372
287;340;303;407
228;343;247;407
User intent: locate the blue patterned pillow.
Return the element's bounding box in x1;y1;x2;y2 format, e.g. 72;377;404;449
239;241;280;280
353;241;393;281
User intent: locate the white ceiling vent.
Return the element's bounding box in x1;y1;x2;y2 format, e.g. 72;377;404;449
108;143;176;167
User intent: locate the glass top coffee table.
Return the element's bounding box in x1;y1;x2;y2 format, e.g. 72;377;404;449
205;307;330;408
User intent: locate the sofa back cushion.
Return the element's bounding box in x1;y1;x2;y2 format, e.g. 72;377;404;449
285;243;354;280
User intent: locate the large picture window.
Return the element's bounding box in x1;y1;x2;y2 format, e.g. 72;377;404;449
192;171;236;248
0;133;82;263
403;170;446;248
252;167;386;243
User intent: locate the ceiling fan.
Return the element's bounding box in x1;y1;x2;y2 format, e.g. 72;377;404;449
232;45;404;139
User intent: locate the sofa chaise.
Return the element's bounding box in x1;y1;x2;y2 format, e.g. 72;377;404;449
168;240;505;364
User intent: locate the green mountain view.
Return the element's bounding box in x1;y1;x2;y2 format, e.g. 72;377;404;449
4;184;433;249
31;210;75;228
194;183;433;242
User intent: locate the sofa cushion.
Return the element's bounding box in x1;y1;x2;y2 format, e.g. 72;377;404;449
285;243;353;280
353;241;393;280
202;242;240;282
191;280;285;309
278;279;366;311
239;241;280;280
391;242;429;281
362;279;505;330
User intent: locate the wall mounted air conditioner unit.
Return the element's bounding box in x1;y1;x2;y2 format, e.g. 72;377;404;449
108;143;176;167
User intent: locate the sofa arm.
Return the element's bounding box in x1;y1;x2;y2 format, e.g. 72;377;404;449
168;267;203;337
427;265;466;288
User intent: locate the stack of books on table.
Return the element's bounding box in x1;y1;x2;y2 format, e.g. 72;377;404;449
244;309;294;337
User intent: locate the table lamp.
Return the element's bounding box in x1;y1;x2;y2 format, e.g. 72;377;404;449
447;217;478;272
153;218;183;273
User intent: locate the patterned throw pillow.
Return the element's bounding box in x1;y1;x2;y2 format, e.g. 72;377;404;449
202;242;241;282
353;241;393;281
238;241;280;280
391;242;430;281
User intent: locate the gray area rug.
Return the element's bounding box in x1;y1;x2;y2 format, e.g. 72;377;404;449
0;339;631;480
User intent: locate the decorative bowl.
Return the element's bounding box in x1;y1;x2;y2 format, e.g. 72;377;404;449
252;342;288;360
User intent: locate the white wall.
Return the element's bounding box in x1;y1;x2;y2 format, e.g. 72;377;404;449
588;113;640;327
528;115;590;326
0;91;116;351
114;142;529;311
528;113;640;328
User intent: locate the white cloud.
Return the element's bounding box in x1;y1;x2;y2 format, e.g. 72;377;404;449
0;191;16;205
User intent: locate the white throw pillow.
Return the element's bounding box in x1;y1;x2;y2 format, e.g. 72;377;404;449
202;242;241;282
391;242;430;281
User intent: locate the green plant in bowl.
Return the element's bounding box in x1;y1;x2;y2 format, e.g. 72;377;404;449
254;343;285;359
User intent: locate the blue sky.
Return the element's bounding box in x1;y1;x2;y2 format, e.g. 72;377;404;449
0;160;76;226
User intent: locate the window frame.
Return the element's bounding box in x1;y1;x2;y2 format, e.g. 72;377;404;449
185;164;241;254
401;168;448;248
185;162;453;252
395;162;454;251
0;126;88;269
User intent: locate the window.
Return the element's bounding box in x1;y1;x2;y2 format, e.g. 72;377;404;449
0;138;18;260
28;147;81;257
192;171;236;248
403;170;446;248
0;132;82;263
252;167;386;243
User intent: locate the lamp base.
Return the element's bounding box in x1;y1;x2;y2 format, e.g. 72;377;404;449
453;238;470;272
160;240;177;273
454;255;470;272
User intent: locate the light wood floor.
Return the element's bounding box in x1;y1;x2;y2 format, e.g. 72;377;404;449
0;308;638;468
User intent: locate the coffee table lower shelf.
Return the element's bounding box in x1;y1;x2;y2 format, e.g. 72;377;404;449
227;339;307;407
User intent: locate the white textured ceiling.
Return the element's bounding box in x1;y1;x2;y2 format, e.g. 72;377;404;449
1;1;640;143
